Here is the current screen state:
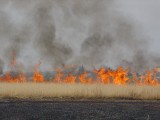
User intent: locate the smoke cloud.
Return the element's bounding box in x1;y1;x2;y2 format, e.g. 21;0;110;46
33;2;73;66
0;0;159;72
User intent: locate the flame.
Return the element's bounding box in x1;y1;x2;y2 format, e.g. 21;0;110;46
0;55;159;86
93;67;111;84
64;74;76;83
33;62;44;82
93;67;129;85
143;70;159;86
133;68;159;86
79;72;92;84
0;71;26;83
112;67;129;85
0;53;27;83
133;73;142;85
53;68;63;83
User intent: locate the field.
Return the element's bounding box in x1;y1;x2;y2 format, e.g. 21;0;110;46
0;83;160;100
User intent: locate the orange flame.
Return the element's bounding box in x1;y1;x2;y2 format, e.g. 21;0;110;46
94;67;111;84
33;61;44;82
112;67;129;85
0;55;159;86
143;70;159;86
0;53;27;83
53;68;63;83
79;72;92;84
64;74;76;83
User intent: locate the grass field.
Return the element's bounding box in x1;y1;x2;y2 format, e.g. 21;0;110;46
0;83;160;100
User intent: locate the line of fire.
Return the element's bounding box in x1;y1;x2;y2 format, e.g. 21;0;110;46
0;53;159;86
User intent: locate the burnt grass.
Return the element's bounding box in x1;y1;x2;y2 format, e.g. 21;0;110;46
0;100;159;120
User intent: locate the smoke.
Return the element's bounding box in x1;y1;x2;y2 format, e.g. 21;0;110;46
33;2;73;66
77;17;160;71
0;2;31;70
63;0;160;71
0;0;159;72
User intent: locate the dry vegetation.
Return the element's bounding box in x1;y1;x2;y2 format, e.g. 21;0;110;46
0;83;160;100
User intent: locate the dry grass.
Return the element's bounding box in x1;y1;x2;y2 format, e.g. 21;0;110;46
0;83;160;100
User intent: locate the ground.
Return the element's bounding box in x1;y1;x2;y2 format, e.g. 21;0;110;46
0;100;159;120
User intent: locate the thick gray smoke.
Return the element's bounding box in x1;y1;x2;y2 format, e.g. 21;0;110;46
0;0;159;72
33;2;72;66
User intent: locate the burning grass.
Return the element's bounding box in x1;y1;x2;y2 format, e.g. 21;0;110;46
0;83;160;100
0;55;160;100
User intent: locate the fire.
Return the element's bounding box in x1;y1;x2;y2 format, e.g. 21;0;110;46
33;62;44;82
0;54;159;86
79;72;92;84
93;67;111;84
143;70;159;85
53;68;63;83
93;67;129;85
133;73;142;85
0;71;26;83
112;67;129;85
64;74;76;83
132;68;159;86
0;53;27;83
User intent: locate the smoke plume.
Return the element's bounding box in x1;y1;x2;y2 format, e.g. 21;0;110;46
0;0;159;72
33;2;73;66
